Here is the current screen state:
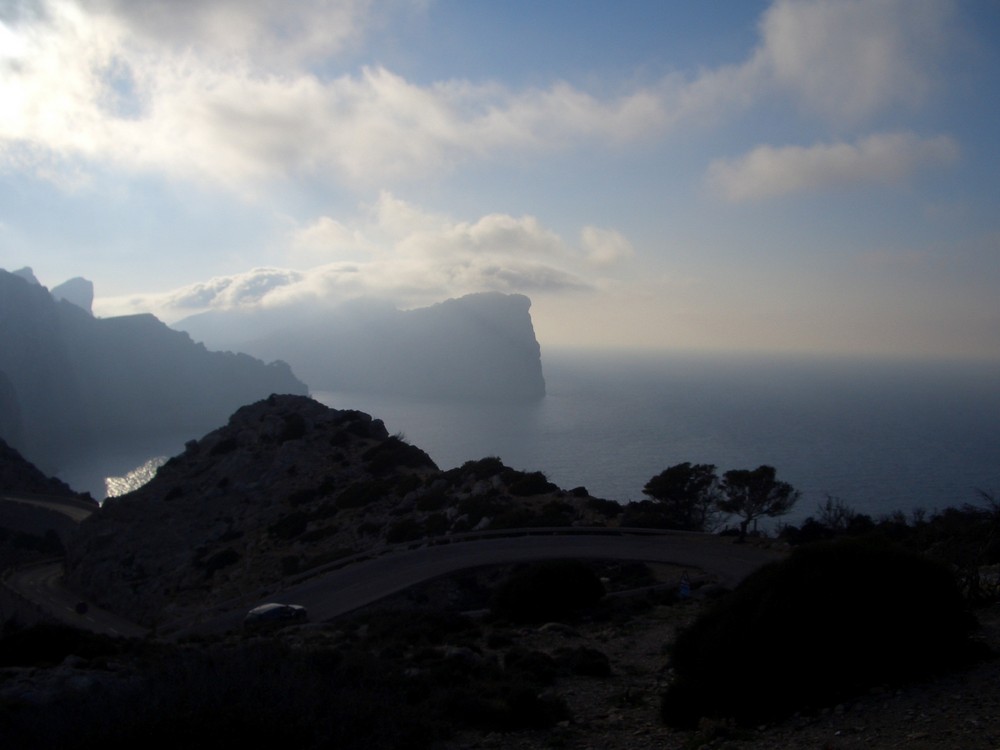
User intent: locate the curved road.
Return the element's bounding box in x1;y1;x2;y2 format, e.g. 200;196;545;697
172;532;784;636
3;561;148;638
0;493;96;523
7;530;784;638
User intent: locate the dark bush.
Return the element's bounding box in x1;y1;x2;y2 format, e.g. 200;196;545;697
443;677;570;732
507;470;558;497
455;496;503;529
281;555;301;576
268;512;309;540
620;499;675;529
386;518;424;544
363;437;437;475
395;473;423;496
337;480;390;509
423;512;450;537
0;642;433;750
415;489;448;512
586;496;622;519
209;436;238;456
554;646;612;677
445;457;505;481
279;412;307;442
287;487;320;507
196;547;241;577
492;560;605;623
0;622;128;667
503;648;557;685
661;538;980;728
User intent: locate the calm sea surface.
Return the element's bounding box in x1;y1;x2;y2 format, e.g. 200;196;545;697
66;349;1000;526
316;350;1000;525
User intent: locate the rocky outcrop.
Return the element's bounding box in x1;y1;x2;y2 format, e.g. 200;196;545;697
50;277;94;315
0;269;308;475
0;438;90;502
65;395;607;626
175;292;546;401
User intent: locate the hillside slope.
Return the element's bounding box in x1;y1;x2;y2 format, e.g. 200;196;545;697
65;394;608;626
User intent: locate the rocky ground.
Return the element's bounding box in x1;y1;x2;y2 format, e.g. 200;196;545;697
337;561;1000;750
3;555;999;749
63;394;618;627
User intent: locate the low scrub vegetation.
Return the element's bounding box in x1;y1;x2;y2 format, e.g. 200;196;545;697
661;538;982;727
491;560;605;623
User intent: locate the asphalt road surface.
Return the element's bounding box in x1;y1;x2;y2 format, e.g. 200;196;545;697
6;530;783;639
3;561;148;638
0;494;95;523
174;532;784;636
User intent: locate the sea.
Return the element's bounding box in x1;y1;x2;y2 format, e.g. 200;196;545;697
63;349;1000;528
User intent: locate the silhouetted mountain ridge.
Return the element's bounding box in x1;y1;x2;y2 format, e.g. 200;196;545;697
175;292;546;401
0;269;308;476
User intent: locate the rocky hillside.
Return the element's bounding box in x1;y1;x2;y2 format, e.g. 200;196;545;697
0;269;307;475
65;395;612;627
0;438;92;502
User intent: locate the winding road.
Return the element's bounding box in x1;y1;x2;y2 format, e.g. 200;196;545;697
168;530;784;636
5;528;785;639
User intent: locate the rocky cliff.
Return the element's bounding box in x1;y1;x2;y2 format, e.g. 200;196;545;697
0;438;91;501
0;269;308;475
65;394;607;626
175;292;546;401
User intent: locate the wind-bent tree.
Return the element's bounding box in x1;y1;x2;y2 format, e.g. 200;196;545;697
717;465;799;539
642;462;721;532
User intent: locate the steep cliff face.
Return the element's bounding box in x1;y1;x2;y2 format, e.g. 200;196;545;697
65;394;606;626
50;276;95;314
175;292;546;401
0;270;308;474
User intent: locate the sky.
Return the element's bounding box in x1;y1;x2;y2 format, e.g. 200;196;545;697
2;0;999;360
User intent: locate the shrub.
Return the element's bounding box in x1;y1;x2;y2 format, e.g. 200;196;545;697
195;547;241;577
280;555;301;576
446;457;505;481
268;512;309;540
660;538;980;728
423;512;450;537
507;471;558;497
363;437;437;475
491;561;605;623
621;500;676;529
287;487;320;506
337;481;390;509
503;648;557;685
386;518;424;544
209;436;238;456
553;646;612;677
415;489;448;512
0;622;127;667
279;412;307;442
586;496;623;519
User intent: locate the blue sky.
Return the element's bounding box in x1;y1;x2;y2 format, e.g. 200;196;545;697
2;0;998;359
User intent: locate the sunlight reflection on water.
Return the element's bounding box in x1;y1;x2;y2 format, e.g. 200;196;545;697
104;456;168;499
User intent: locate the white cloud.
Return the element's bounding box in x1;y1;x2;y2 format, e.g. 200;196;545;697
95;194;620;320
92;0;376;68
581;227;634;266
754;0;955;123
706;132;960;202
0;0;960;193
